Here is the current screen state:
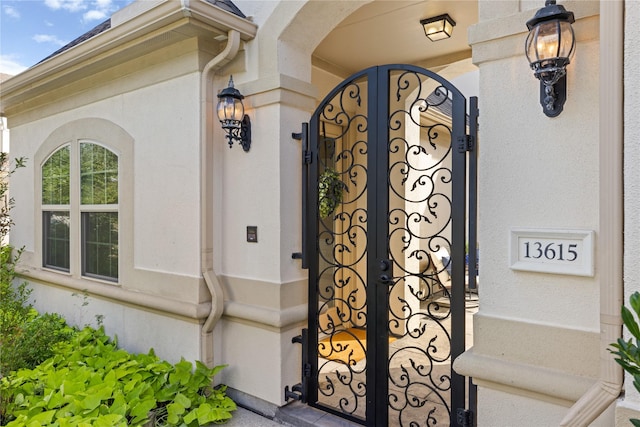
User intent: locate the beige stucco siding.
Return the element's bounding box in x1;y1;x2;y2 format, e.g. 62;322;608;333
8;40;209;362
621;0;640;423
459;1;608;425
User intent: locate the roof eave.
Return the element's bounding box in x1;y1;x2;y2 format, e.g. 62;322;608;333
1;0;257;114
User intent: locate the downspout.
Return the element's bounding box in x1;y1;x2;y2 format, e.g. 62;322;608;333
560;1;624;425
199;29;242;366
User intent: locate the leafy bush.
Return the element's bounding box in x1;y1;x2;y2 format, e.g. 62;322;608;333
610;291;640;427
1;154;74;377
0;326;236;426
0;153;27;319
3;310;75;376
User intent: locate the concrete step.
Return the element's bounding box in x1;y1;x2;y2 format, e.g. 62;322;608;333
276;401;361;427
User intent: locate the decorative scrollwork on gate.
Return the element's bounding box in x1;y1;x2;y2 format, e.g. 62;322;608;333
315;75;369;420
387;70;455;425
308;66;469;426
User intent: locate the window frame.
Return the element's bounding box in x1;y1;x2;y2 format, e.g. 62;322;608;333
35;119;132;286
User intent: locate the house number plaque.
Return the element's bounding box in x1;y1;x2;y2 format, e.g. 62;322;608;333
509;228;594;276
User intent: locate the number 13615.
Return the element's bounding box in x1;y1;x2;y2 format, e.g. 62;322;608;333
523;241;578;262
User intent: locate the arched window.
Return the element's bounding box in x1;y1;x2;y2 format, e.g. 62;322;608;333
42;141;119;281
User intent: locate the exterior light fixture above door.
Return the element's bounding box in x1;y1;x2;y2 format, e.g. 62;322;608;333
525;0;576;117
420;14;456;42
217;76;251;152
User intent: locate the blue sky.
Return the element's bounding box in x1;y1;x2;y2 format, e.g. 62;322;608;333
1;0;134;76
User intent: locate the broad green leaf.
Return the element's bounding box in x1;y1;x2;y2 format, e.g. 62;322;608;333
61;378;85;396
174;392;192;408
630;292;640;316
167;401;186;424
86;382;114;402
129;397;156;424
29;409;56;424
92;414;125;427
183;407;197;424
632;419;640;427
46;391;64;409
195;402;233;424
622;306;640;339
80;393;101;411
109;391;128;415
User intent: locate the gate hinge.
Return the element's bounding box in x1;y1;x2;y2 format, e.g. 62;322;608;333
456;408;474;427
284;383;304;402
291;335;312;377
303;150;312;164
457;135;475;153
292;131;312;164
303;362;311;378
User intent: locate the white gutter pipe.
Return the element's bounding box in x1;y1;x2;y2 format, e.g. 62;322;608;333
559;1;624;425
199;29;242;367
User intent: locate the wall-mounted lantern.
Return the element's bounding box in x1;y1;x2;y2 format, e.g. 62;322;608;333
525;0;576;117
420;14;456;42
217;76;251;151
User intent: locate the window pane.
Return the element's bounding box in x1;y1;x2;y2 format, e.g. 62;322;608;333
80;143;118;205
82;212;118;281
43;211;70;271
42;146;70;205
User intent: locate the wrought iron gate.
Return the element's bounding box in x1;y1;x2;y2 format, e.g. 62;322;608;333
287;64;478;426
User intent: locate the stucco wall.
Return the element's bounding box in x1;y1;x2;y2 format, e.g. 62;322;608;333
620;0;640;423
459;1;607;425
9;45;207;362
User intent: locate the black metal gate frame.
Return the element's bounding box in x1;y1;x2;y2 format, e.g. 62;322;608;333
287;64;479;427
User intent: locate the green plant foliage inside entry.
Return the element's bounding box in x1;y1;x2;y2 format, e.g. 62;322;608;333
318;168;344;219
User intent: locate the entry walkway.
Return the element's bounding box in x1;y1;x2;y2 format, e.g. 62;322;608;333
224;407;285;427
223;402;361;427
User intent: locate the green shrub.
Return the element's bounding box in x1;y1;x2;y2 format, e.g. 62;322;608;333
610;291;640;427
0;154;75;377
1;310;75;376
0;326;236;426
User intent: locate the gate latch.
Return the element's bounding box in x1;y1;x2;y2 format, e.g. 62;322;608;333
378;259;393;285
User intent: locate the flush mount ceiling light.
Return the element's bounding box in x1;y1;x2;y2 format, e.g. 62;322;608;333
420;14;456;42
216;76;251;152
525;0;576;117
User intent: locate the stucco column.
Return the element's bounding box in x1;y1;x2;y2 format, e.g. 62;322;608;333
454;1;608;425
211;69;317;409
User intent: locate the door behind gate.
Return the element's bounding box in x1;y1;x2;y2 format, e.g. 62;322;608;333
288;64;478;427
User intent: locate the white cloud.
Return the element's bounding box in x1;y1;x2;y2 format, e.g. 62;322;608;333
0;55;28;76
3;5;20;19
33;34;69;47
83;9;107;22
44;0;87;13
83;0;117;23
94;0;114;8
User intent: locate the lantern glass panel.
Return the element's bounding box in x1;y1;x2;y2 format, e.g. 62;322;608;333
526;20;575;63
423;17;452;41
217;97;244;123
443;19;454;37
558;21;576;59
